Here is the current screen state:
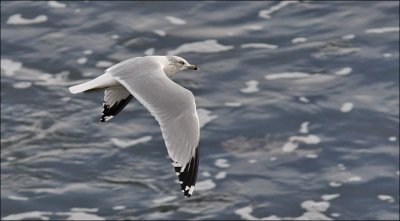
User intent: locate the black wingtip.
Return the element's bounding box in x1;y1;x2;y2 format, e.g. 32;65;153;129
172;145;199;198
100;94;133;122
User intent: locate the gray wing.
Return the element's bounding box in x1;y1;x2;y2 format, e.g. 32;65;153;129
108;57;200;197
101;87;133;122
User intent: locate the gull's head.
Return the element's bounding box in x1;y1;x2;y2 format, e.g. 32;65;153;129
164;56;199;78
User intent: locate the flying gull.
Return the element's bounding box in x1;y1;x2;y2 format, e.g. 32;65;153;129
69;55;200;197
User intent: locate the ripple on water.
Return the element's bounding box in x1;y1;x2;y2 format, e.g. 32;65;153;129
365;27;399;34
197;108;218;128
321;194;340;201
48;1;66;8
110;136;152;148
167;40;234;55
240;80;259;94
214;158;230;168
340;102;354;113
240;43;278;49
265;72;311;80
13;81;32;89
1;59;22;76
377;195;394;203
292;37;307;44
153;196;177;204
258;1;298;19
282;135;321;152
195;179;216;191
6;14;48;25
334;67;352;75
165;16;186;25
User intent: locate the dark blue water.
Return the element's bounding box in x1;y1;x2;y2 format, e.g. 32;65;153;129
1;1;399;220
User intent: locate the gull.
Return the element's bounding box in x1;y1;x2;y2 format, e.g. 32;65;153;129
69;55;200;197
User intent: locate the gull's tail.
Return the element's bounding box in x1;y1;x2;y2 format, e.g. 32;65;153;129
69;73;120;94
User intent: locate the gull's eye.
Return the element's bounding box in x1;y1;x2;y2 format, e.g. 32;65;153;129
179;61;185;65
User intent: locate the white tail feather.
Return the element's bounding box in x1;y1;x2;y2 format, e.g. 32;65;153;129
69;73;120;94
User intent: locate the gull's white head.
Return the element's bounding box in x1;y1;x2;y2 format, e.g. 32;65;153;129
164;55;199;78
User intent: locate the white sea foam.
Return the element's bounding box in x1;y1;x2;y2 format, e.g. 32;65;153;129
301;200;330;212
96;62;114;70
282;135;320;152
7;14;48;25
334;67;352;75
70;208;98;213
111;34;119;39
241;43;278;49
197;108;218;128
7;156;16;161
215;171;227;180
234;206;259;220
259;1;298;19
248;159;257;164
331;213;340;217
196;179;216;191
244;25;263;30
270;157;277;161
13;81;32;89
329;181;342;187
224;102;242;107
153;30;166;37
77;57;88;64
337;163;346;171
214;158;230;168
306;154;318;158
144;48;155;56
299;96;310;103
55;211;104;220
240;80;259;94
2;211;53;220
377;195;394;203
83;50;93;55
1;59;22;76
153;196;177;204
321;194;340;201
342;34;355;40
337;163;346;170
291;135;321;144
282;141;299;152
340;102;354;113
8;195;29;201
294;211;332;220
48;1;66;8
265;72;311;80
347;176;361;182
165;16;186;25
365;27;399;34
111;136;152;148
299;121;309;134
167;39;234;55
112;205;126;210
96;61;113;68
388;136;397;142
32;183;92;194
292;37;307;44
383;53;392;58
202;171;211;177
235;201;332;220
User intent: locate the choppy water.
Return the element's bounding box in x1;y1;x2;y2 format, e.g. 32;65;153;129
1;1;399;220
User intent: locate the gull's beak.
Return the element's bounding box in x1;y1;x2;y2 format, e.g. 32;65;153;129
187;65;199;70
